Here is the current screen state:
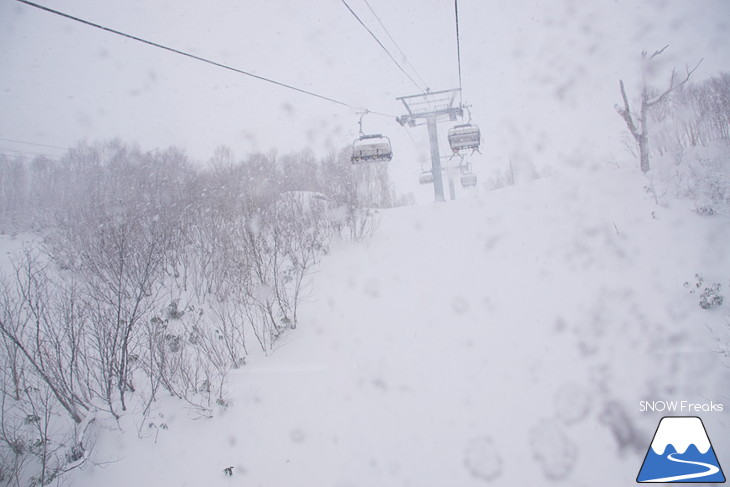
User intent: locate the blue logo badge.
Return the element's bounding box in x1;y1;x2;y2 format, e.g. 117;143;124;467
637;416;725;483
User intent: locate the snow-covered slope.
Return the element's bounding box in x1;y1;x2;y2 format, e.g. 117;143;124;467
59;166;729;486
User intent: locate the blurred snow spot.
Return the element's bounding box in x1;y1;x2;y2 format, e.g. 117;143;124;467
364;279;379;298
451;296;470;314
464;436;502;482
75;111;94;129
529;420;577;481
554;383;591;425
599;400;644;454
290;428;306;444
575;301;610;355
483;235;501;251
371;378;388;391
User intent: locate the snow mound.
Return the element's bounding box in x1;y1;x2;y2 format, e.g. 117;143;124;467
464;436;502;482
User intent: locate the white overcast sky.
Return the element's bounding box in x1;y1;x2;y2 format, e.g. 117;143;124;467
1;0;728;196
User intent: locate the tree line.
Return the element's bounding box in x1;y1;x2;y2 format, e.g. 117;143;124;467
0;140;406;485
616;48;728;212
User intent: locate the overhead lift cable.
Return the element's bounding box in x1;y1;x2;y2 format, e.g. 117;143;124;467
0;147;55;157
454;0;464;108
0;150;58;160
361;0;430;91
0;136;68;151
15;0;395;118
340;0;424;92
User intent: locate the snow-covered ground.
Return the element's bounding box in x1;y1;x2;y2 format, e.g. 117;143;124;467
5;165;728;486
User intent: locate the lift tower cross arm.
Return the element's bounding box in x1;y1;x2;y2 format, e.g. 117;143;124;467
396;89;462;202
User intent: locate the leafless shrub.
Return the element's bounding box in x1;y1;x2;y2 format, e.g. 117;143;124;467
0;139;395;483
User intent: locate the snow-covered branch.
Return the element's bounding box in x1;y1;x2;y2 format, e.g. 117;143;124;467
646;58;703;107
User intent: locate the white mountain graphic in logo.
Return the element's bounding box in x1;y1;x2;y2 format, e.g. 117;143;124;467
637;416;725;483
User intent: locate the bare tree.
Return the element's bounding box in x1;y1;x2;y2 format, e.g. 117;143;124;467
0;260;93;486
0;253;91;425
0;137;398;485
651;72;730;153
616;45;702;172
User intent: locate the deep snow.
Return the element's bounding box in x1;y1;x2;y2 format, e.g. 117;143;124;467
4;165;728;486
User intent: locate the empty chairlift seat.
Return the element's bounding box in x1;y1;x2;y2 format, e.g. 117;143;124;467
460;172;477;187
448;124;481;152
419;171;434;185
351;134;393;164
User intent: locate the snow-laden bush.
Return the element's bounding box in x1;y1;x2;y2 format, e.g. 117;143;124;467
0;139;397;484
684;274;725;310
647;141;730;214
641;72;730;212
0;255;94;486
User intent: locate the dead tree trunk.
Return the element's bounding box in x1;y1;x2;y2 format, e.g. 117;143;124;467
615;46;702;173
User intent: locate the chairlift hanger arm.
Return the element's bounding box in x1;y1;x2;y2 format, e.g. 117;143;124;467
395;88;461;102
396;88;464;126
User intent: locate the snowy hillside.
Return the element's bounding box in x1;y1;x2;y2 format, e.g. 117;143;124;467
43;166;727;487
2;0;728;484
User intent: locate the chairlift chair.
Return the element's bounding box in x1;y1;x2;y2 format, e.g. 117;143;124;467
419;171;433;185
448;123;481;152
351;134;393;164
460;172;477;187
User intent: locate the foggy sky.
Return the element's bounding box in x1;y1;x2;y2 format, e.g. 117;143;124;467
1;0;728;199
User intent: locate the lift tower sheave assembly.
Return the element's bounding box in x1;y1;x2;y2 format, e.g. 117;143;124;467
396;89;462;202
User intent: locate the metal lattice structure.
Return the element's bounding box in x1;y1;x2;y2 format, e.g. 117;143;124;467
396;89;462;127
396;89;463;201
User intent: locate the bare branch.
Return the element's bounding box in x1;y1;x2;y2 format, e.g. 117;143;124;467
668;68;677;91
647;58;703;107
650;44;670;59
686;58;703;79
616;80;640;140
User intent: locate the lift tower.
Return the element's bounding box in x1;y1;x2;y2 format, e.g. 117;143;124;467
396;89;462;202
